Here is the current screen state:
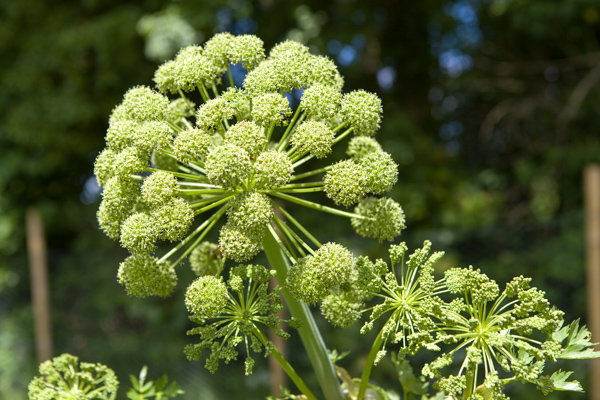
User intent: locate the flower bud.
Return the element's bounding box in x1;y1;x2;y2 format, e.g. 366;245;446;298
185;275;229;318
173;128;212;164
351;197;405;241
254;150;293;190
205;144;253;189
224;121;267;158
196;97;234;131
346;136;383;159
323;160;367;207
227;192;273;236
219;223;262;262
189;242;223;276
120;212;158;254
251;93;291;127
341;90;382;136
122;86;169;122
291;120;335;159
117;255;177;297
152;197;194;242
141;171;178;209
359;151;398;195
301;83;342;120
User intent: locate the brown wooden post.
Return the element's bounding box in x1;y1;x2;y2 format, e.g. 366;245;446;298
585;164;600;400
26;207;53;364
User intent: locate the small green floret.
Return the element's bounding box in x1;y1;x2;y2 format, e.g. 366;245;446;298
301;83;342;120
185;275;229;319
117;255;177;297
205;144;252;189
219;223;262;262
227;192;273;236
141;171;178;208
190;242;224;276
120;212;158;254
341;90;382;136
291;120;335;159
224;121;267;157
287;242;355;303
346;136;383;159
323;159;367;207
251;92;292;127
152;197;194;241
254;150;294;189
352;197;405;241
173;128;212;164
122;86;169;122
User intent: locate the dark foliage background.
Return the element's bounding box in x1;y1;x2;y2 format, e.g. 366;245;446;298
1;0;599;398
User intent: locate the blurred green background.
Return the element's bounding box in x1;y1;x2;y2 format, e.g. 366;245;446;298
1;0;599;398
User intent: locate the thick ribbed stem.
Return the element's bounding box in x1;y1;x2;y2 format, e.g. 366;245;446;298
262;228;344;400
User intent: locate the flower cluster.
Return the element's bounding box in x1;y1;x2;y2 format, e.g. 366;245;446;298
28;353;119;400
94;33;404;299
184;264;298;375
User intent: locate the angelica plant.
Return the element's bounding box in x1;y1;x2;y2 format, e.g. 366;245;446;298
90;32;598;400
28;353;119;400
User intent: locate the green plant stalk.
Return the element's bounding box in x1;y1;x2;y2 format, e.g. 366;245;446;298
252;327;318;400
262;227;345;400
463;369;475;400
357;325;386;400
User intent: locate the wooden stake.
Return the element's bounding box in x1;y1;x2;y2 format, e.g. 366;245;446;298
26;207;53;364
585;164;600;400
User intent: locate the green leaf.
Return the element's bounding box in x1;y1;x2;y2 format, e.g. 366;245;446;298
163;381;184;397
394;357;428;396
549;370;583;392
139;366;148;386
554;319;600;359
155;374;168;392
129;375;140;392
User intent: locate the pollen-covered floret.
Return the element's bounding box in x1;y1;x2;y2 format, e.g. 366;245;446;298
153;60;179;93
359;151;398;194
351;197;405;241
196;97;235;131
254;150;294;189
185;275;229;319
227;192;273;236
228;34;265;70
224;121;267;158
114;147;148;177
94;148;117;187
341;90;382;136
28;353;119;400
286;242;355;303
105;120;136;152
152;197;194;242
291;120;335;159
173;128;212;164
141;171;178;208
321;293;363;328
347;136;383;159
190;242;223;276
171;45;219;92
202;32;235;74
221;87;250;119
132;120;172;155
167;98;196;125
445;266;499;305
205;144;253;189
301;83;342;120
122;86;169;122
219;223;262;262
120;212;158;254
307;55;344;90
117;255;177;297
251;92;292;127
323;159;367;207
97;176;140;239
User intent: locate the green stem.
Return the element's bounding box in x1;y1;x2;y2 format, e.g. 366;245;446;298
262;228;344;400
357;325;386;400
252;327;318;400
332;127;354;146
277;106;303;151
290;165;333;182
463;369;475;400
148;168;204;181
269;192;366;220
226;63;235;89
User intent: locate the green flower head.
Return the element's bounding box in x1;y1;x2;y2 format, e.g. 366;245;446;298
341;90;382;136
117;254;177;297
29;353;119;400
